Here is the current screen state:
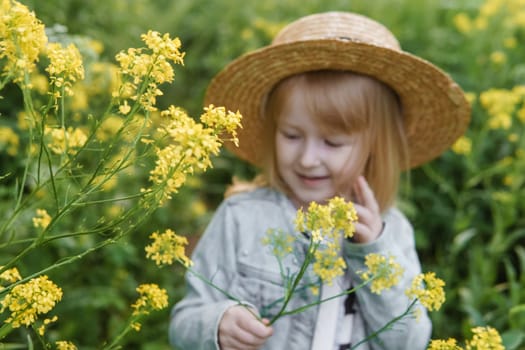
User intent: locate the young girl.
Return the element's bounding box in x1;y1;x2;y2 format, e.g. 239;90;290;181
169;12;470;350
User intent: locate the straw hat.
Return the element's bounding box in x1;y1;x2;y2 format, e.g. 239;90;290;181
204;11;470;169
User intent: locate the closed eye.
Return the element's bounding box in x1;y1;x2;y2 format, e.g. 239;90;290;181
279;129;300;140
324;139;343;147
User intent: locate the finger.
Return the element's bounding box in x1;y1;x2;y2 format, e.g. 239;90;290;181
239;317;273;341
233;327;267;349
355;176;379;213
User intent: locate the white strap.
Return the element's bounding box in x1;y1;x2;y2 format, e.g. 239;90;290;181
311;278;344;350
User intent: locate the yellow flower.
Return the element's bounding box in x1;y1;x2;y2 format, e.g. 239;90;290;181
489;51;506;65
0;0;48;84
312;249;346;285
55;340;78;350
37;315;58;336
0;126;20;156
114;31;184;112
0;266;22;284
427;338;463;350
294;197;357;241
201;105;243;146
480;88;520;128
45;42;85;99
488;113;512;130
453;13;472;34
465;326;504;350
360;253;404;294
147;105;232;203
44;126;88;155
131;283;168;317
0;275;62;328
405;272;446;311
262;228;295;259
119;100;131;115
32;208;52;229
145;229;193;267
451;136;472;155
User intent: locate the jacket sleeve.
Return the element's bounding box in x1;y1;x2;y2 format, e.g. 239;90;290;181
343;209;431;350
169;201;240;350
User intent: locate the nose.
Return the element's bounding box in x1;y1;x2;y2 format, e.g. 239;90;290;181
299;140;321;167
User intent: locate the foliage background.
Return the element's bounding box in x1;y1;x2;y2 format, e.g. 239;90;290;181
2;0;524;348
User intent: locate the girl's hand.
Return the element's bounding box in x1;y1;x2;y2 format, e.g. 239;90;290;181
218;305;273;350
351;176;383;243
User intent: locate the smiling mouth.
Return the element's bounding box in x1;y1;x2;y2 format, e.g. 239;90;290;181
297;174;330;184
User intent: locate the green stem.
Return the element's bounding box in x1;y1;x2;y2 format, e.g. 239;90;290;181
350;299;418;350
268;240;316;325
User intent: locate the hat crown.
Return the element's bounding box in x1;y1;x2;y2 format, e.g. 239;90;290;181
272;12;401;51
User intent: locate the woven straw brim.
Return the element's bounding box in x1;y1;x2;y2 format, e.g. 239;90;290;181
205;39;471;169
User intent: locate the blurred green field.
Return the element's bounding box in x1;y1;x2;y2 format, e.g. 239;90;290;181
1;0;524;348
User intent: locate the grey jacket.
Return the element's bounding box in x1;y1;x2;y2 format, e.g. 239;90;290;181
169;188;431;350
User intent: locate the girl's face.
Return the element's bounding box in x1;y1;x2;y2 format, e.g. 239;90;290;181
275;87;368;208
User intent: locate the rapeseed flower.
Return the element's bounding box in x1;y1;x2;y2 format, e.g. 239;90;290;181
465;326;504;350
312;249;346;285
359;253;404;294
45;42;84;99
0;266;22;284
294;197;357;241
37;315;58;335
0;0;47;84
427;338;463;350
145;229;193;267
0;126;20;156
131;283;168;318
293;197;358;283
147;105;240;204
44;126;87;155
451;136;472;155
32;208;52;229
201;104;242;146
405;272;446;311
262;228;295;259
0;275;62;328
114;31;184;112
55;341;78;350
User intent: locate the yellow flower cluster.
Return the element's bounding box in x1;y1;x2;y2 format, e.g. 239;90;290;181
32;208;52;229
293;197;357;284
360;253;404;294
147;105;241;204
294;196;357;241
145;229;193;267
312;249;346;286
44;126;88;155
0;126;20;156
131;283;168;317
466;326;505;350
114;30;184;112
428;338;463;350
451;136;472;155
0;275;62;328
0;0;47;84
201;104;242;146
453;0;525;34
262;228;295;259
479;86;525;130
428;326;504;350
45;42;85;99
55;341;78;350
405;272;446;311
0;266;22;284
